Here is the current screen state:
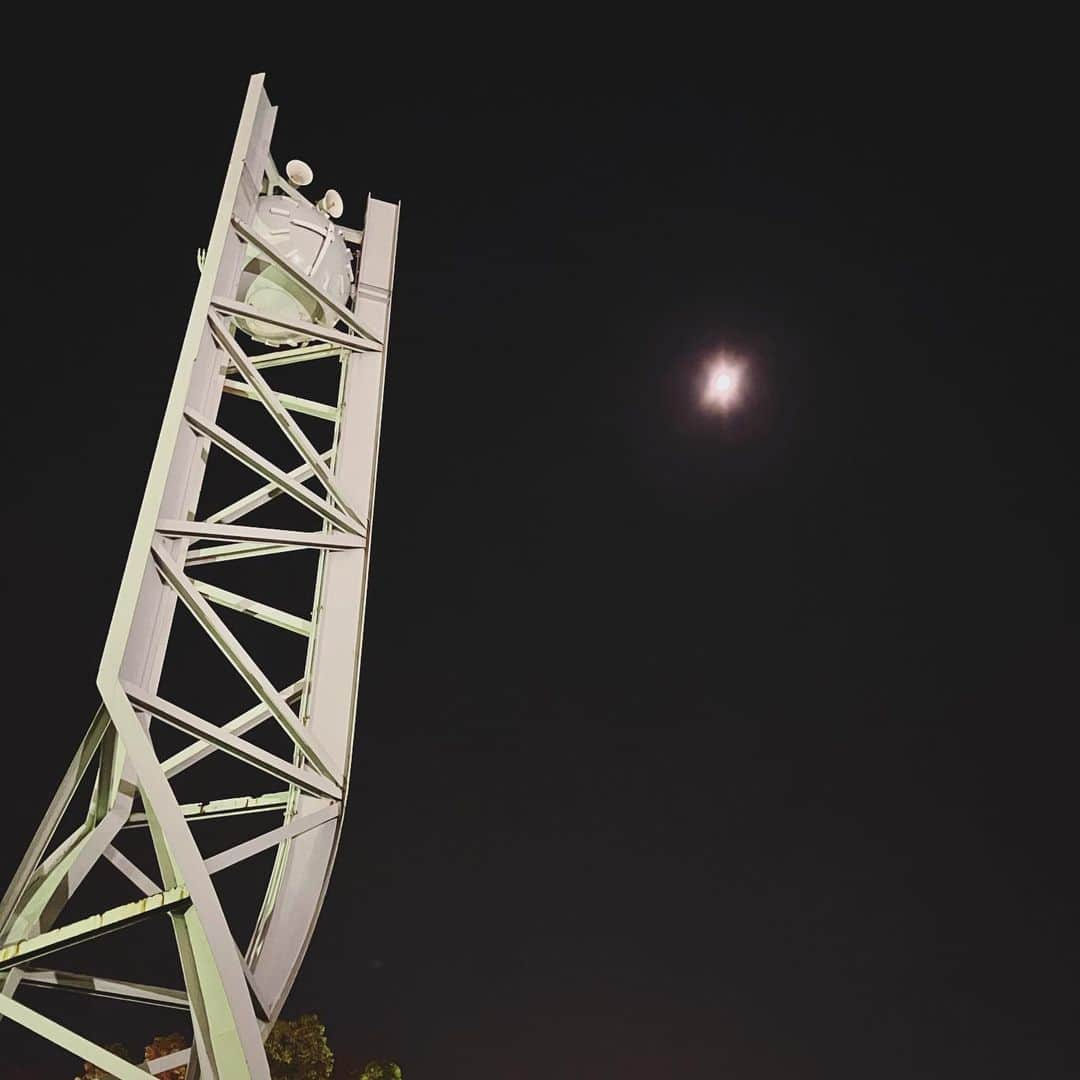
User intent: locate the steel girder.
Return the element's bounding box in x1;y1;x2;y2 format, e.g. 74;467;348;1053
0;74;398;1078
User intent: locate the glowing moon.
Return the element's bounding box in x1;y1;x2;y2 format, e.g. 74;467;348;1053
702;356;745;411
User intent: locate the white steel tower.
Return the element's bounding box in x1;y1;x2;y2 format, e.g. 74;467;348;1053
0;74;398;1078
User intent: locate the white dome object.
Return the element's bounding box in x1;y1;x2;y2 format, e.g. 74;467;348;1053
233;194;354;346
318;188;344;219
285;159;314;187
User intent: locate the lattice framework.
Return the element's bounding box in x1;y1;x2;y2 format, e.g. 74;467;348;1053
0;74;398;1079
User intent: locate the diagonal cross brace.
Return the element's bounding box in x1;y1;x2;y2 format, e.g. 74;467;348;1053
1;887;191;971
191;579;312;637
203;805;338;876
0;993;153;1080
18;966;189;1010
103;844;161;897
158;682;304;779
149;540;342;786
227;340;344;373
182;408;363;535
206;451;334;525
209;311;362;526
122;683;341;801
0;707;111;936
212;296;381;353
222;379;339;421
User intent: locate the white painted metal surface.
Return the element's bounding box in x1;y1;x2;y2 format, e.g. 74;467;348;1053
0;73;398;1078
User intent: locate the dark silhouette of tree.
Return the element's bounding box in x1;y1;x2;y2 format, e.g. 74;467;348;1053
264;1013;334;1080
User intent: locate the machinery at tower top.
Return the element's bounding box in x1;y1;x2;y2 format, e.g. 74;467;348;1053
234;158;354;346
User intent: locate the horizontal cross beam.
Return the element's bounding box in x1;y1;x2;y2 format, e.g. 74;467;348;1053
211;296;381;353
185;542;298;566
0;887;190;971
157;519;364;550
143;1047;192;1076
126;792;292;828
18;966;189;1010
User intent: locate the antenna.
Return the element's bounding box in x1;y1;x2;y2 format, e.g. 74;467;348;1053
286;158;314;186
318;188;345;218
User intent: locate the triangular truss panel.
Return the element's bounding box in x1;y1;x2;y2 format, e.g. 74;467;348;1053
0;74;398;1079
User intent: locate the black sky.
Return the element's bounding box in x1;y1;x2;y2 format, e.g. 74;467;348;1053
1;39;1074;1079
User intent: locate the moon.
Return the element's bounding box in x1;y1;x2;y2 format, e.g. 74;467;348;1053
702;354;746;412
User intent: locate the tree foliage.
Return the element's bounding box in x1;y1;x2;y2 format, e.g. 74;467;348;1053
79;1042;133;1079
75;1013;395;1080
144;1033;188;1079
357;1061;404;1080
264;1013;334;1080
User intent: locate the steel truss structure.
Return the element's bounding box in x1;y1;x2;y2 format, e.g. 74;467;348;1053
0;75;398;1078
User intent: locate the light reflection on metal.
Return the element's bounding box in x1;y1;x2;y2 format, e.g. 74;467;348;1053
0;73;399;1079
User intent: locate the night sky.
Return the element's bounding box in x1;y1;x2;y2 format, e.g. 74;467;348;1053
2;42;1073;1079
